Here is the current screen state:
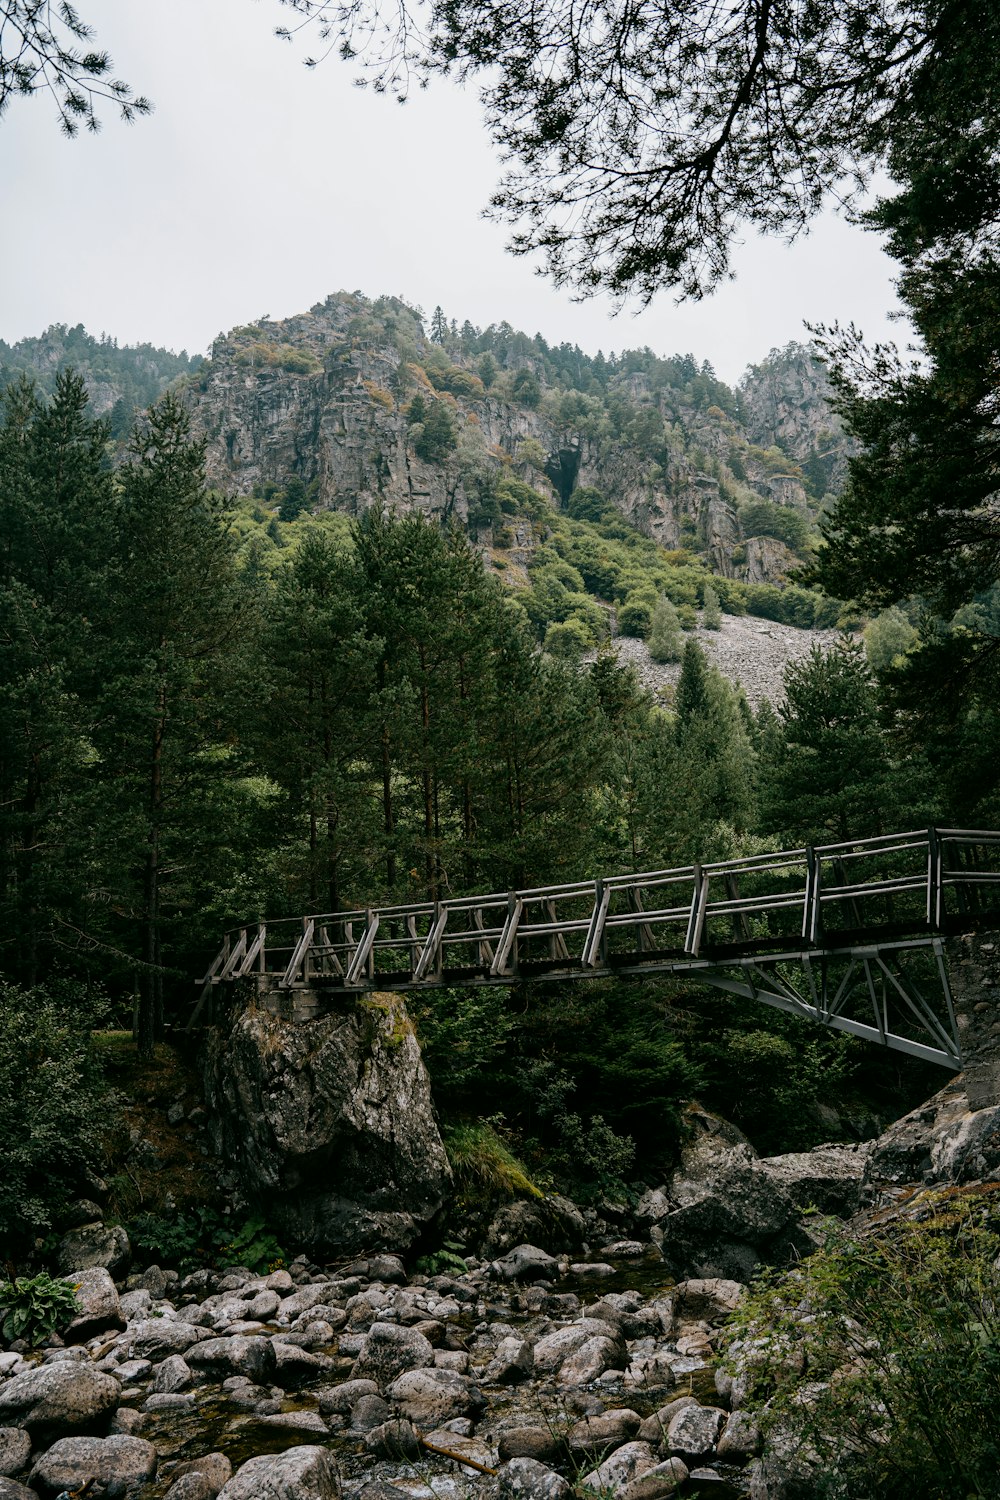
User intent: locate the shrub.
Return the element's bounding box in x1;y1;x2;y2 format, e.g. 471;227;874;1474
444;1121;541;1218
0;1274;79;1348
544;618;592;658
127;1208;286;1274
648;596;683;661
617;597;653;637
0;980;114;1251
702;581;722;629
724;1189;1000;1499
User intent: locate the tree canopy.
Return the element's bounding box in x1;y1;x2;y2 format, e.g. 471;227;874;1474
276;0;983;301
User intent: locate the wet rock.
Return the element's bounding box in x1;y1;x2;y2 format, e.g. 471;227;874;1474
580;1440;657;1491
568;1408;642;1454
149;1355;191;1394
365;1418;422;1459
166;1472;216;1500
759;1143;871;1217
532;1319;625;1378
0;1480;37;1500
108;1409;145;1436
483;1197;586;1258
498;1457;573;1500
620;1458;690;1500
567;1262;615;1279
635;1188;672;1225
127;1319;211;1361
0;1364;121;1441
317;1378;379;1416
186;1335;276;1383
168;1453;233;1499
29;1434;157;1498
666;1404;727;1463
0;1430;30;1478
352;1322;434;1387
386;1367;486;1425
56;1224;130;1280
350;1394;394;1431
201;994;452;1258
252;1411;330;1437
717;1409;761;1461
490;1245;559;1283
217;1444;340;1500
671;1279;745;1328
145;1393;195;1412
497;1427;564;1465
271;1341;334;1388
61;1267;125;1341
865;1078;1000;1189
637;1396;698;1449
483;1335;534;1384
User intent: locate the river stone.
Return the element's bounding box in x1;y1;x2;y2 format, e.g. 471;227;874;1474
671;1279;746;1328
620;1458;691;1500
29;1434;157;1497
149;1355;191;1394
128;1319;211;1361
0;1481;36;1500
271;1341;334;1388
558;1334;622;1386
350;1394;393;1431
498;1458;573;1500
581;1440;658;1491
568;1408;642;1454
186;1335;276;1382
638;1396;699;1448
490;1244;559;1283
717;1409;761;1461
62;1267;125;1341
217;1444;339;1500
483;1197;586;1257
352;1322;434;1387
0;1364;121;1441
532;1319;625;1375
165;1475;216;1500
365;1418;421;1459
317;1379;379;1415
0;1430;30;1478
484;1335;534;1383
386;1368;486;1424
497;1427;564;1465
666;1405;727;1462
200;995;452;1258
169;1453;232;1498
56;1224;130;1279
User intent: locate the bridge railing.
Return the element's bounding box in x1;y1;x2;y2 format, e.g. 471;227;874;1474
196;827;1000;994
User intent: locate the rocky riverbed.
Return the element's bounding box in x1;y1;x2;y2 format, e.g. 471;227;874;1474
3;1080;997;1500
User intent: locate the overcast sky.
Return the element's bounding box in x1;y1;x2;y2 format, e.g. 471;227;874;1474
2;0;907;386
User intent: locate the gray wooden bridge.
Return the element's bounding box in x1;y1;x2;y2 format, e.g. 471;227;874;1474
196;828;1000;1071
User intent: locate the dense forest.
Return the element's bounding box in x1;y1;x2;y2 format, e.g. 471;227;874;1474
3;313;999;1240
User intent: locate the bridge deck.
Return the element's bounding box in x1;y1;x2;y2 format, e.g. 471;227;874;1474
195;828;1000;1070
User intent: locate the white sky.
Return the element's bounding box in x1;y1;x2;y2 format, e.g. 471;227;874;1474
1;0;907;386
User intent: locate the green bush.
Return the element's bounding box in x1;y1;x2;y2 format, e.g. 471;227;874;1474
0;1274;80;1347
725;1189;1000;1499
617;597;653;637
127;1208;285;1273
0;980;115;1250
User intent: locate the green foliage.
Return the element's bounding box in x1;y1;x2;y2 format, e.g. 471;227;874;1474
863;606;917;673
0;1274;80;1348
617;597;652;637
410;987;515;1106
444;1121;541;1215
701;580;722;629
544;617;592;658
407;393;458;461
648;596;683;661
0;980;114;1250
414;1247;469;1275
127;1208;285;1273
725;1190;1000;1499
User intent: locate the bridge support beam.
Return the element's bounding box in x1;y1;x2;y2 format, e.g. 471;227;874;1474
947;932;1000;1108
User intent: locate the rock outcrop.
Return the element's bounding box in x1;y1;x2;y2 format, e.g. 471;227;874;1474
201;987;452;1257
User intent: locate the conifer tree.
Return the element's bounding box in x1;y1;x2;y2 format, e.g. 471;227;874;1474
702;580;722;630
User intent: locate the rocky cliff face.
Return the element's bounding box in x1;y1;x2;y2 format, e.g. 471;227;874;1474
184;293;839;587
739;341;852;494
